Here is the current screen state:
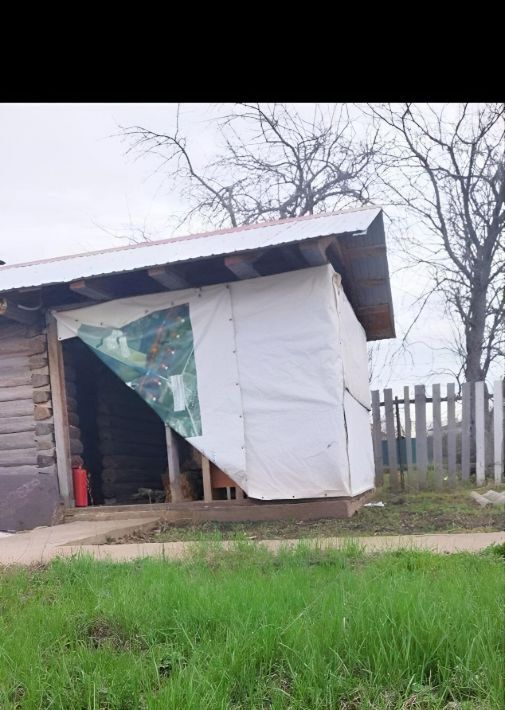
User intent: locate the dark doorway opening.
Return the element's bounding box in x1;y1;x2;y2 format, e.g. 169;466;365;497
63;339;169;505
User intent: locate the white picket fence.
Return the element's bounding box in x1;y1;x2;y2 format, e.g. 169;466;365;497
371;379;504;490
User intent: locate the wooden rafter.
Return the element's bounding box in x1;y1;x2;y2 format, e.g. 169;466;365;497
69;278;115;301
148;266;188;291
224;252;263;279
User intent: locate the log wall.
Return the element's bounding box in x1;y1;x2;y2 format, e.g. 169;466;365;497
0;321;62;531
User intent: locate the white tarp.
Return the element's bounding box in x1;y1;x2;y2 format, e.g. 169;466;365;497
54;264;375;500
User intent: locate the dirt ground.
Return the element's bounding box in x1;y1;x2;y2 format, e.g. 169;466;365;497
112;487;505;544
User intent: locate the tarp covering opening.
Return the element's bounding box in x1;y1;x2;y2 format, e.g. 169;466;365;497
54;264;375;500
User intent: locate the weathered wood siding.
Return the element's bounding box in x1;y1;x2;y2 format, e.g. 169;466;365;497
0;322;62;531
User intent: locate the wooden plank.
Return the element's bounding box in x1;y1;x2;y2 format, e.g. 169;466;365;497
0;448;38;466
235;486;244;500
0;465;39;476
69;278;115;301
202;455;212;502
384;388;399;490
224;252;262;279
46;315;73;505
165;425;182;503
475;380;486;485
446;382;457;486
493;380;504;484
0;372;31;388
0;416;35;435
148;266;188;291
432;384;443;488
415;385;428;487
461;382;471;480
371;390;383;486
0;337;30;356
403;386;414;479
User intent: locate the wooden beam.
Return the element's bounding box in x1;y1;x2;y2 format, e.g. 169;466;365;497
461;382;471;480
371;389;383;486
384;388;399;490
46;315;74;505
298;237;332;267
224;252;262;279
432;383;443;488
69;278;115;301
447;383;457;485
165;425;182;502
415;385;428;487
0;297;39;325
202;454;212;502
148;266;188;291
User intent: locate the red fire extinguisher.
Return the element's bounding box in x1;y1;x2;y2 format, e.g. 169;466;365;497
72;466;89;507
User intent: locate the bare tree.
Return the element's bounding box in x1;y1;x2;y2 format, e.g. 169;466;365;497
120;103;382;230
369;103;505;382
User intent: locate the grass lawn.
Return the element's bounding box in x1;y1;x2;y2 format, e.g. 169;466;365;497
115;486;505;544
0;545;503;708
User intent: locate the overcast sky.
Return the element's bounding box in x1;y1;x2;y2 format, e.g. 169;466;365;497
0;103;499;395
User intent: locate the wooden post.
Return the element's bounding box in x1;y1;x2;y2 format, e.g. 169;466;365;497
371;390;383;486
46;315;73;505
395;396;405;490
202;455;212;502
404;386;414;480
461;382;471;480
446;383;457;486
415;385;428;488
475;380;486;485
165;426;182;502
493;379;504;485
384;388;399;490
432;384;443;488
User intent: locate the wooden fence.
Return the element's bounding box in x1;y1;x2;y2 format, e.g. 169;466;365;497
371;379;504;490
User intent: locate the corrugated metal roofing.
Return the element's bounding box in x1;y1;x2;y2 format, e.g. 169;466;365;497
0;207;381;292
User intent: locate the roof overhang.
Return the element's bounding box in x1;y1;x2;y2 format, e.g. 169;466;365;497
0;207;395;341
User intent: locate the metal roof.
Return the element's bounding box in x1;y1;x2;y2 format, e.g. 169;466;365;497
0;207;395;340
0;208;380;291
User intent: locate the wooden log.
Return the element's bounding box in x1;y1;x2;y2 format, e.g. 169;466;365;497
28;335;47;356
29;354;48;370
99;440;163;456
0;372;31;388
0;448;38;466
475;381;486;485
36;434;56;450
447;383;457;485
371;390;383;486
0;323;28;340
0;353;31;371
34;404;52;420
493;379;504;485
36;421;54;436
0;431;36;450
31;373;50;388
461;382;471;480
0;416;35;434
415;385;428;487
0;337;30;356
0;385;33;402
101;469;165;483
0;399;34;418
432;384;443;488
70;438;84;455
0;465;39;476
404;386;414;481
67;411;80;427
99;428;163;446
33;389;51;404
96;414;159;434
102;455;166;469
37;452;56;467
384;388;399;490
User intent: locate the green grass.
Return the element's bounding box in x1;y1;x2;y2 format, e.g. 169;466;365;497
0;546;503;708
117;486;505;544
